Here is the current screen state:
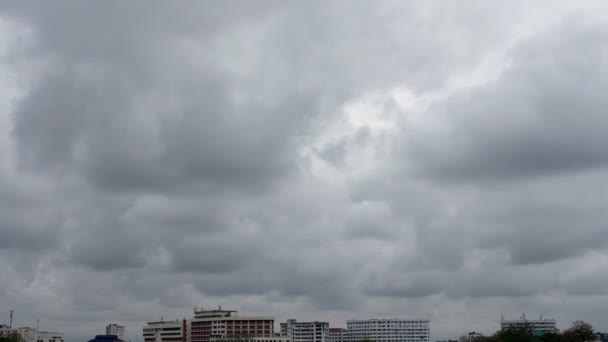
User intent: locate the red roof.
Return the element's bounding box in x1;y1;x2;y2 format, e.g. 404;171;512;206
329;328;345;333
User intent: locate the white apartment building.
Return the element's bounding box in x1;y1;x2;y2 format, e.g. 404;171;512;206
107;324;126;340
280;320;328;342
500;315;557;336
327;328;346;342
346;319;430;342
0;326;63;342
143;320;185;342
252;337;290;342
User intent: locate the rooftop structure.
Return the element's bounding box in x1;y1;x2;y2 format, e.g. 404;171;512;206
193;306;239;319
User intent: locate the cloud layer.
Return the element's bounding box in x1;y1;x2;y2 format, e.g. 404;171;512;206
1;1;608;340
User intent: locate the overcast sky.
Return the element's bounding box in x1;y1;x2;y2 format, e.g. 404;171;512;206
1;1;608;341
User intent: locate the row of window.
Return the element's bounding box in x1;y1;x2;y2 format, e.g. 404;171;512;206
348;330;429;332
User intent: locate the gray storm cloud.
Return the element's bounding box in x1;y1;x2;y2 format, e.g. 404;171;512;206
1;1;608;341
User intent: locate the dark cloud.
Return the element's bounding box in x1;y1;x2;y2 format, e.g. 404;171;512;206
405;19;608;183
0;1;608;341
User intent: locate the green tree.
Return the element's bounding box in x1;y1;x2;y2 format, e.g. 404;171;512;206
562;321;594;342
0;333;23;342
538;332;560;342
496;327;534;342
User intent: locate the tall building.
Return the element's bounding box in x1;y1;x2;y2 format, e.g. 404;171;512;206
346;319;430;342
143;307;285;342
280;320;328;342
500;315;557;336
107;324;126;340
327;328;345;342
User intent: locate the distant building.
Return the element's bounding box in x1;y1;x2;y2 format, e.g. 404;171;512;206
106;324;126;340
143;319;186;342
0;326;63;342
143;306;277;342
89;335;125;342
190;307;275;342
500;315;557;336
346;319;430;342
280;320;328;342
467;333;484;342
594;332;608;342
327;328;346;342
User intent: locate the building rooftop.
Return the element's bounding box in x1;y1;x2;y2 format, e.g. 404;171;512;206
88;335;124;342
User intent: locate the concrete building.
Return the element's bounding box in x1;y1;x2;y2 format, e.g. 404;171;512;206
500;315;557;336
0;326;63;342
327;328;346;342
107;324;126;340
143;307;276;342
251;338;290;342
280;320;328;342
346;319;430;342
594;332;608;342
190;307;274;342
143;320;187;342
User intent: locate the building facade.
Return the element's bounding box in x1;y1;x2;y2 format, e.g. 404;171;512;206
143;320;187;342
0;326;63;342
106;324;126;340
500;315;557;336
190;307;274;342
143;307;276;342
327;328;345;342
346;319;430;342
280;320;328;342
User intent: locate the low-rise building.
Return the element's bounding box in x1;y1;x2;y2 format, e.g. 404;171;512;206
346;319;430;342
0;326;63;342
142;307;276;342
280;320;328;342
327;328;346;342
143;320;186;342
594;332;608;342
252;337;290;342
500;315;557;336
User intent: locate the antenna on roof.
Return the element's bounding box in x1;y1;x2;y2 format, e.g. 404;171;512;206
9;310;13;328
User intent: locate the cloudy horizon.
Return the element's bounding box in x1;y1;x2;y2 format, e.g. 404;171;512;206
1;1;608;341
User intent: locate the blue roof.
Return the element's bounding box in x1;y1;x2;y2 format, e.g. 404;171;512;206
88;335;124;342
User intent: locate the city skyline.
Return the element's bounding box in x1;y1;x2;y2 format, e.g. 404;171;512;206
0;308;590;342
